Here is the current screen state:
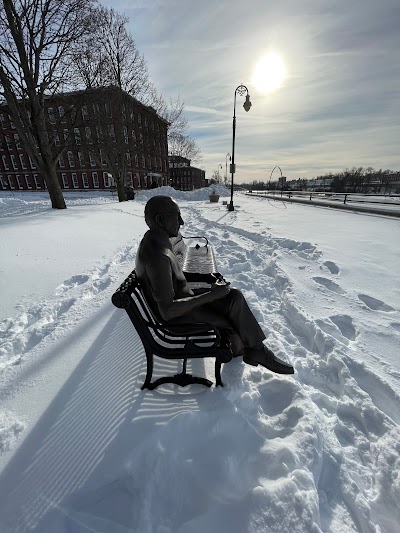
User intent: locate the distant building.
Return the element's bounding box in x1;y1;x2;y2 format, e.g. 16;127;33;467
0;86;169;192
169;155;206;190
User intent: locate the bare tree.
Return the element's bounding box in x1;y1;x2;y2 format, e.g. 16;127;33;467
0;0;95;208
148;90;202;164
168;133;202;164
73;7;152;99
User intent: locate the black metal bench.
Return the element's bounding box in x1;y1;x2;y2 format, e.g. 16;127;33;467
111;235;232;390
170;232;219;279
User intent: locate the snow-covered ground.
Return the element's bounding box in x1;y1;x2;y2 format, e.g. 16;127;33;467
0;187;399;533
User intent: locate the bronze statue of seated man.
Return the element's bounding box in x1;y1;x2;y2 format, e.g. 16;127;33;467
135;195;294;374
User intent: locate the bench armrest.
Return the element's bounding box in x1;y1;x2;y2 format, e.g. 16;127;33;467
181;234;209;249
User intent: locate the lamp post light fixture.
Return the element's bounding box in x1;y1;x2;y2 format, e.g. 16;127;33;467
228;84;252;211
225;153;231;186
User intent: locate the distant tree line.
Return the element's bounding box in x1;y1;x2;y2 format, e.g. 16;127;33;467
242;167;399;194
0;0;201;208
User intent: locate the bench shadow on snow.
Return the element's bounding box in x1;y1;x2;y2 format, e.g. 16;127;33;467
0;310;253;533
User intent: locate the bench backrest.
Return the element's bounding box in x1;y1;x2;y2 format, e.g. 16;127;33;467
111;270;222;358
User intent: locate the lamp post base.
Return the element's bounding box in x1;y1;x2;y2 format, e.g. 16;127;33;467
228;201;234;211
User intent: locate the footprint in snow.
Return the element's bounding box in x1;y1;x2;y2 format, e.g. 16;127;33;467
390;322;400;332
56;274;90;294
329;314;357;341
316;315;356;345
312;277;346;294
358;294;394;312
322;260;340;274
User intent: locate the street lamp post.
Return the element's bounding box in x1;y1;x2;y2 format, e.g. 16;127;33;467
225;153;231;186
217;164;223;183
228;84;252;212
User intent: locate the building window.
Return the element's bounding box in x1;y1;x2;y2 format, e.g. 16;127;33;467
140;133;143;145
132;131;136;146
58;154;65;168
67;151;75;168
72;172;79;188
144;117;148;128
136;172;141;188
154;156;157;170
16;175;23;189
81;105;88;120
126;151;131;163
127;172;133;187
54;133;60;146
29;155;36;169
2;155;9;170
19;154;26;171
108;124;116;142
123;126;128;144
78;151;84;167
134;154;139;167
33;174;41;189
58;106;66;122
74;128;81;145
138;113;141;124
92;172;99;188
25;174;32;189
92;103;100;115
11;155;18;170
0;114;5;128
103;172;111;187
61;173;69;188
100;149;107;165
141;155;145;168
14;134;21;150
105;103;112;117
63;129;69;143
89;152;96;167
4;137;12;150
95;125;102;142
85;127;92;144
82;172;89;188
0;175;7;189
47;107;56;123
7;175;15;189
148;156;151;169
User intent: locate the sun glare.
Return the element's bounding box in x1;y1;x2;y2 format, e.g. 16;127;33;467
252;52;286;94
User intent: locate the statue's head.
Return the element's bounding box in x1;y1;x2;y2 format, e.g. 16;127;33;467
144;196;183;237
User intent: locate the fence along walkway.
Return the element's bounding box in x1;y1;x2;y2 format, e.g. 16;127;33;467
246;191;400;218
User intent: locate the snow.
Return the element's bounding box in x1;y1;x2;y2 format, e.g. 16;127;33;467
0;187;399;533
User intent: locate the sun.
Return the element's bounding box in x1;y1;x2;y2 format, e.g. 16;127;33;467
252;52;286;94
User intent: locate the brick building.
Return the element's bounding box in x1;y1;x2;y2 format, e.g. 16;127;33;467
0;86;169;192
169;155;206;190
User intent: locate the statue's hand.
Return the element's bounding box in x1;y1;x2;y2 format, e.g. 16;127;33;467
210;281;230;300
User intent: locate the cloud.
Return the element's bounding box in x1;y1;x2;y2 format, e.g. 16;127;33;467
102;0;400;181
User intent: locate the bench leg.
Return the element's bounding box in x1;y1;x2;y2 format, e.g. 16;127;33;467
215;361;223;387
141;356;213;390
141;350;154;390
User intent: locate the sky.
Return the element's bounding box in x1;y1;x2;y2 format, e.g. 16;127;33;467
100;0;400;183
0;189;400;532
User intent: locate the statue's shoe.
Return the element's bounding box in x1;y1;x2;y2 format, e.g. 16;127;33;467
244;345;294;374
